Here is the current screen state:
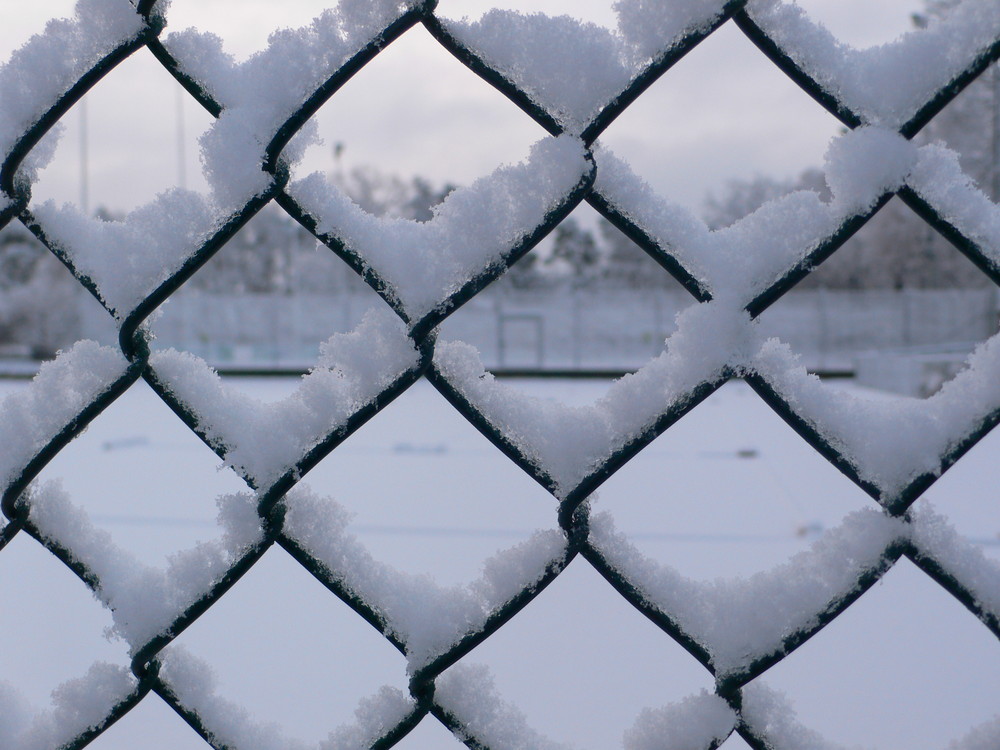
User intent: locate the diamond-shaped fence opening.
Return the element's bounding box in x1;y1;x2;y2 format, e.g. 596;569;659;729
26;42;214;212
593;16;845;215
1;1;999;749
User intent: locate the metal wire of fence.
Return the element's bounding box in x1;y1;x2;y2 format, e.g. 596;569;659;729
1;1;1000;748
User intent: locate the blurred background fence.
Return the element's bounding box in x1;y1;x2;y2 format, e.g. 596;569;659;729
61;285;997;389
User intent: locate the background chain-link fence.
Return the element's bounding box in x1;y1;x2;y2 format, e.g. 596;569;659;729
131;286;997;376
2;1;1000;748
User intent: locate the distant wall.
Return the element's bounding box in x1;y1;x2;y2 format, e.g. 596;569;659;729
84;286;996;375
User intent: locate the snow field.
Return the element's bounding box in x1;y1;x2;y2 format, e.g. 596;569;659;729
2;376;999;749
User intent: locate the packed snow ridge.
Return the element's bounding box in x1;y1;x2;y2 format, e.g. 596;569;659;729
441;0;730;133
150;308;421;489
0;0;145;183
290;135;591;321
165;0;422;208
746;0;1000;128
593;127;920;304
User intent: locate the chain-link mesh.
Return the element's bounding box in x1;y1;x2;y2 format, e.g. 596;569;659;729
2;1;1000;748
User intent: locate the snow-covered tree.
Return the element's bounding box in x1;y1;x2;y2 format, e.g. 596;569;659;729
191;205;316;294
330;164;455;222
191;167;458;296
917;2;1000;200
703;169;829;231
0;222;82;356
545;217;602;282
700;8;999;293
596;216;679;288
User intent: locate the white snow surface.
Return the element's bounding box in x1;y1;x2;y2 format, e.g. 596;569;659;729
434;300;757;496
164;0;420;209
751;332;1000;501
440;1;730;133
613;0;731;63
27;482;264;649
435;663;573;750
321;686;415;750
0;663;136;750
623;691;735;750
161;646;414;750
823;127;916;213
744;682;1000;750
740;682;860;750
590;508;905;677
32;189;216;317
150;307;421;489
0;341;128;494
593;146;829;302
907;143;1000;264
910;503;1000;621
289;135;590;321
283;486;567;671
745;0;1000;129
159;646;309;750
0;0;145;180
594;127;917;303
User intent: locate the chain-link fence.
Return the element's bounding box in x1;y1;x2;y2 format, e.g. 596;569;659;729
2;1;1000;748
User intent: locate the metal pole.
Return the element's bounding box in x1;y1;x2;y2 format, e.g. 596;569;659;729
992;63;1000;201
572;282;582;368
496;297;506;368
177;85;187;190
80;98;89;215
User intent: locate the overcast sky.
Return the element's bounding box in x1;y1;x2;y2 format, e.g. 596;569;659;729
1;0;925;216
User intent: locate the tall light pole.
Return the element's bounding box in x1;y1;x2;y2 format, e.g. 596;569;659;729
79;97;89;215
177;85;186;191
992;63;1000;201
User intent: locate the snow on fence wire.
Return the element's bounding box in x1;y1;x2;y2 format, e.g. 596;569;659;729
2;1;1000;748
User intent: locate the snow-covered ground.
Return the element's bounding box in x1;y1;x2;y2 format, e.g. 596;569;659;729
2;375;998;750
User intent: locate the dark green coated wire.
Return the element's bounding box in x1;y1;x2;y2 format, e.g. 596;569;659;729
0;3;997;748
